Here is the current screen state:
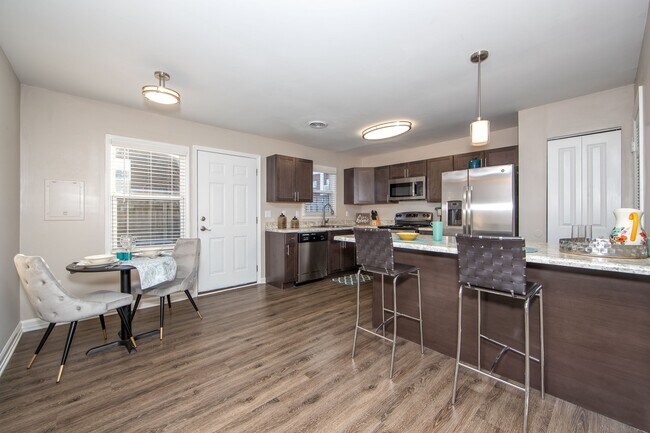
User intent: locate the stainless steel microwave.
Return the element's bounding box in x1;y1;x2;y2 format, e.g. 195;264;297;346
388;176;426;201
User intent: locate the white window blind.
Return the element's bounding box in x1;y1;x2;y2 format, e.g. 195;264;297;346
108;138;188;251
304;166;337;216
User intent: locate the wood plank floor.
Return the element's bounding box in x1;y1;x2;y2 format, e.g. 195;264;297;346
0;279;643;433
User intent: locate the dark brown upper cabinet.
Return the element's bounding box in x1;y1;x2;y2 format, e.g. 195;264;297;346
374;166;390;204
426;156;454;203
485;146;518;167
389;160;426;179
266;154;313;202
344;167;375;205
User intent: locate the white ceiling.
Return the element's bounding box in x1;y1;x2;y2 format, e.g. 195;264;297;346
0;1;647;154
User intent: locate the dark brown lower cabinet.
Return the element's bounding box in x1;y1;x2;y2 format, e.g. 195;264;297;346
328;230;356;274
265;232;298;288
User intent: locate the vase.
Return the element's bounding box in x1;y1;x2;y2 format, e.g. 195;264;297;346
609;208;647;246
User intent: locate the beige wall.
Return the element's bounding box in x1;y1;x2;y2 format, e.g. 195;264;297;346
0;47;21;346
518;85;634;242
635;7;650;222
354;127;519;220
19;86;361;320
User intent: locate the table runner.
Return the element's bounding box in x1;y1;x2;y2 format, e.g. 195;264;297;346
128;256;177;289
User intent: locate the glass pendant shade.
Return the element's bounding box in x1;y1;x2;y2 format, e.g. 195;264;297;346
470;119;490;146
142;85;180;105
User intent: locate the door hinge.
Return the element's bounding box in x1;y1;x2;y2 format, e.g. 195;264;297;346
256;217;258;224
256;265;259;271
256;168;259;176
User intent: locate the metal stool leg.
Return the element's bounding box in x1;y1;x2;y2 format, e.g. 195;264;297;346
351;268;362;358
381;274;386;337
389;274;399;379
524;297;531;432
539;288;545;399
451;284;463;405
477;290;481;371
417;269;424;354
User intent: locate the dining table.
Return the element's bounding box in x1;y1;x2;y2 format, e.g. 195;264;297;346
66;256;177;355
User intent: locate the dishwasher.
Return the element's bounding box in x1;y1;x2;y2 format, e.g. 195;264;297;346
296;232;328;284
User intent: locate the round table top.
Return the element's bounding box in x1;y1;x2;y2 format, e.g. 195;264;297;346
66;262;135;273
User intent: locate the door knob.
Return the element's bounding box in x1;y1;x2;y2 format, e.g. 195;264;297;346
200;226;211;232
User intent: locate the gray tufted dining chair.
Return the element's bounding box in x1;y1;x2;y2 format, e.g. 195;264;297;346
130;238;202;340
14;254;137;383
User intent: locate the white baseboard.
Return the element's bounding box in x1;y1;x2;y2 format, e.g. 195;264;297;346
21;318;49;332
0;323;22;377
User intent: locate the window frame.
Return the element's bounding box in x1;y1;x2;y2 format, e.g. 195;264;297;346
105;135;190;253
302;165;337;218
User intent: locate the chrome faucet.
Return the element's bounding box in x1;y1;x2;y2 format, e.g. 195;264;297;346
322;203;335;226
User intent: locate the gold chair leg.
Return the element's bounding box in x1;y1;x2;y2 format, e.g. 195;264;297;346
130;336;137;348
27;354;37;369
159;327;164;340
56;365;65;383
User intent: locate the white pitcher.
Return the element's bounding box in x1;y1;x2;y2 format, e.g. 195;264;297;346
609;208;647;246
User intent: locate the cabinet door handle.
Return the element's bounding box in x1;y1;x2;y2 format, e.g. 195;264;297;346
286;245;290;256
297;191;300;201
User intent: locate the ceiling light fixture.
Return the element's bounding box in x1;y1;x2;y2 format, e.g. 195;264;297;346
470;50;489;146
142;71;181;105
362;120;412;140
308;120;328;129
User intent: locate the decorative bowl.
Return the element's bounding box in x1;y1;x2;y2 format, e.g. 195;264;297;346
396;232;419;241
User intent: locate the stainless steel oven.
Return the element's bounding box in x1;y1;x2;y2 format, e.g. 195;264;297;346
388;176;426;201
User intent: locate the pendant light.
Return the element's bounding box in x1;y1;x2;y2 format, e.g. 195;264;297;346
142;71;181;105
470;50;489;146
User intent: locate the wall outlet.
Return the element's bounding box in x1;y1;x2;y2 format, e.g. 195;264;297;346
345;211;349;217
264;210;272;218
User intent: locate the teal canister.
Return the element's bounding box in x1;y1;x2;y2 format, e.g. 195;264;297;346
431;221;443;241
468;157;482;169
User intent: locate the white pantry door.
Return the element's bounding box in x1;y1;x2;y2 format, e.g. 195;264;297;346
547;130;621;243
197;150;258;292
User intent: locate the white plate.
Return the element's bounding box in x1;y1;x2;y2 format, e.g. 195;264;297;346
77;257;119;267
82;255;117;265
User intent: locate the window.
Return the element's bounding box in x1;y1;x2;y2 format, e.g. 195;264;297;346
107;136;189;251
304;165;337;216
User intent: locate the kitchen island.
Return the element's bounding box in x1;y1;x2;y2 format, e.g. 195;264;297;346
334;234;650;431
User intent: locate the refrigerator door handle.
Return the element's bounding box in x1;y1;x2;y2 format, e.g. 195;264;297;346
467;186;473;236
462;187;468;234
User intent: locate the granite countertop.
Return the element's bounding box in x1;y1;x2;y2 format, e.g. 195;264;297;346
333;234;650;276
266;226;356;234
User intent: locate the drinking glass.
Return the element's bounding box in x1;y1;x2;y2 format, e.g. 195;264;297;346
571;225;586;239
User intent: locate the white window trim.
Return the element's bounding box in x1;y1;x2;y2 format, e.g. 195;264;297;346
104;134;190;253
302;164;337;218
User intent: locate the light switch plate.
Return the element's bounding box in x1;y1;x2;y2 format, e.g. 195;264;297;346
264;210;272;218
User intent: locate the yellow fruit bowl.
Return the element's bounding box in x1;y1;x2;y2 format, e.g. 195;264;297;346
396;232;419;241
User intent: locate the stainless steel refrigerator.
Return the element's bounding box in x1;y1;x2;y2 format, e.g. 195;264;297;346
441;164;517;236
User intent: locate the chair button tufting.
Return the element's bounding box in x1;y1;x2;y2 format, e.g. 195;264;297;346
76;306;81;311
59;296;64;301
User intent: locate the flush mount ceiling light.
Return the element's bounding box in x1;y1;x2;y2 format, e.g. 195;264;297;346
308;120;328;129
470;50;489;146
362;120;412;140
142;71;180;105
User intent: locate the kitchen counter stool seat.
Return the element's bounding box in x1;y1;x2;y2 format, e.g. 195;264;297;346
451;234;545;433
351;228;424;379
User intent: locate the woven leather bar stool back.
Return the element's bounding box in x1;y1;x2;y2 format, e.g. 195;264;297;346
351;228;424;379
452;234;545;433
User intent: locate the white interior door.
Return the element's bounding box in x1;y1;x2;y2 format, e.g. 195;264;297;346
197;150;258;292
547;130;621;243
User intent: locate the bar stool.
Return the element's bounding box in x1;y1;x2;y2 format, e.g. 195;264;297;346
351;227;424;379
451;234;544;432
